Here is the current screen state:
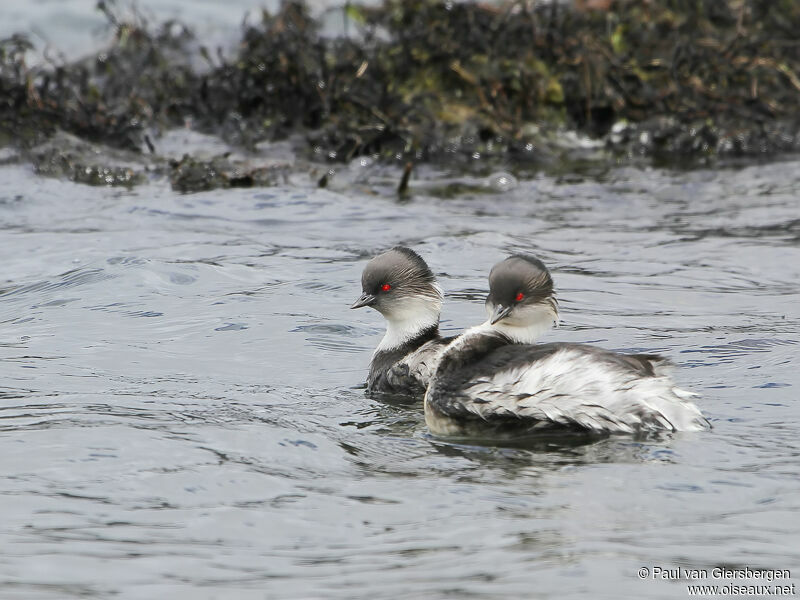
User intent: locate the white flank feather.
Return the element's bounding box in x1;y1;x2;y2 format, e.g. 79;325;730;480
456;346;708;433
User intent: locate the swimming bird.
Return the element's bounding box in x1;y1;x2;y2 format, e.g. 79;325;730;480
424;255;710;436
351;246;452;396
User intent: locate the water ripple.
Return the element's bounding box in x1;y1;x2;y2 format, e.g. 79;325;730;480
1;159;799;598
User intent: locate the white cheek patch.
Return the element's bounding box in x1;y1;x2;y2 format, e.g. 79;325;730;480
489;302;558;344
376;294;442;353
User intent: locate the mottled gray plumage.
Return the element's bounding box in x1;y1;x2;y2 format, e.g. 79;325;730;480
367;329;454;396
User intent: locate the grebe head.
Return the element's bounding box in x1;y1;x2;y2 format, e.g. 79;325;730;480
484;254;558;343
351;247;442;350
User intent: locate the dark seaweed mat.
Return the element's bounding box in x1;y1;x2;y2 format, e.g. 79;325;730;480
2;0;800;189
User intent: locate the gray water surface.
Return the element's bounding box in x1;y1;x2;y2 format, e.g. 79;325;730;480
1;161;799;599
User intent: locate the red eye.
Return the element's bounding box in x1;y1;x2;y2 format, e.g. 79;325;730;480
515;292;524;302
381;283;392;292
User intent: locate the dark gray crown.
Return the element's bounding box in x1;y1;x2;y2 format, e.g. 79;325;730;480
487;254;554;307
361;246;439;299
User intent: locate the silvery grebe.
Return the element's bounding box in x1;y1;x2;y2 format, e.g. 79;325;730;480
424;255;710;436
352;246;452;396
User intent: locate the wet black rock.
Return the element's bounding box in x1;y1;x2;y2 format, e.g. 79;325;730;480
169;154;289;193
28;132;146;187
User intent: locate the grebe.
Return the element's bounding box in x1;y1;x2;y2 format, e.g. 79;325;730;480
424;255;710;436
352;246;452;396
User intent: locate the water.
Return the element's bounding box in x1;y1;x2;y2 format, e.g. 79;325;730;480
1;0;377;64
1;158;799;599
